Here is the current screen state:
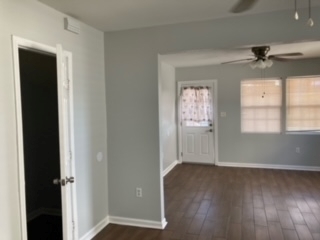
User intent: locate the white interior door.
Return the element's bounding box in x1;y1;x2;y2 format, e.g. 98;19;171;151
13;37;78;240
56;44;77;240
179;81;216;164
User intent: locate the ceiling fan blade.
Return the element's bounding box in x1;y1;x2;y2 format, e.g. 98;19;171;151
270;56;297;62
221;58;255;64
269;52;303;58
231;0;258;13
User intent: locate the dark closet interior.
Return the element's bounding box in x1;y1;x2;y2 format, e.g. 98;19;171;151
19;48;63;239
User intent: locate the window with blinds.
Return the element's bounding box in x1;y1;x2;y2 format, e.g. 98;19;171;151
286;76;320;132
241;79;282;133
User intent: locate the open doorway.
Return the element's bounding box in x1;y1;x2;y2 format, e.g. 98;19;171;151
158;58;220;229
19;48;63;239
12;37;78;240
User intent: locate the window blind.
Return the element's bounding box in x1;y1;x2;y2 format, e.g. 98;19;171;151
286;76;320;131
241;79;282;133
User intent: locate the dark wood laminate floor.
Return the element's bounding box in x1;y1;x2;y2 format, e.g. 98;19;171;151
94;164;320;240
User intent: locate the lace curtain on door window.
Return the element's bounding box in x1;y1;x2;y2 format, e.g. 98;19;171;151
181;87;213;124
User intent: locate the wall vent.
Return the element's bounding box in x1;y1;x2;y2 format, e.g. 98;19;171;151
64;17;80;34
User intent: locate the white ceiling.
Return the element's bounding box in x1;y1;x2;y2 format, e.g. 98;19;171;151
38;0;320;68
161;41;320;68
39;0;320;32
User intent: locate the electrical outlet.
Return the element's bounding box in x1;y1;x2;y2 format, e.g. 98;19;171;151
296;147;300;153
136;187;142;197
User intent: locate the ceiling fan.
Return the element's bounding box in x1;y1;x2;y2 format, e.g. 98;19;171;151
221;46;303;69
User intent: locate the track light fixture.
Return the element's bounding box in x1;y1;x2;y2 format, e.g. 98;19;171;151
294;0;314;27
231;0;316;28
294;0;299;20
307;0;314;27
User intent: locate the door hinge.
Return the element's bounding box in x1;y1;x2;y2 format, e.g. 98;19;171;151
72;220;75;239
69;151;72;160
181;152;183;157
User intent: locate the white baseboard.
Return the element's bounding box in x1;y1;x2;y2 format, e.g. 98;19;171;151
27;209;43;222
79;215;167;240
216;161;320;171
42;208;62;216
79;216;109;240
161;218;168;229
109;216;167;229
27;208;62;222
163;160;180;177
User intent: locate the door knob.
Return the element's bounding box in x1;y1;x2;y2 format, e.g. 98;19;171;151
207;129;213;132
53;177;74;186
53;178;65;186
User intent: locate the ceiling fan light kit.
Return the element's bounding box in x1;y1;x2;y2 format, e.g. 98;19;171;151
250;59;273;69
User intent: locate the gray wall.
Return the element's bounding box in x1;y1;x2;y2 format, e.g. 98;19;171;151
176;59;320;166
0;0;107;238
105;7;320;222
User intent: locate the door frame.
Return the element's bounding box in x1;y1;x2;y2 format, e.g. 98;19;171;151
177;80;219;164
12;36;78;240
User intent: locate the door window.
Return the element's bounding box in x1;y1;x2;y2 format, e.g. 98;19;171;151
181;86;213;127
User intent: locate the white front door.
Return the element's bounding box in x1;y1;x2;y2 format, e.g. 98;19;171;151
179;81;216;164
182;122;214;163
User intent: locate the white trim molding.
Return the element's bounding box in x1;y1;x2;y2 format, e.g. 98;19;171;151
216;161;320;171
161;218;168;229
108;216;167;230
80;215;167;240
12;36;78;240
163;160;180;177
177;80;219;165
79;216;110;240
